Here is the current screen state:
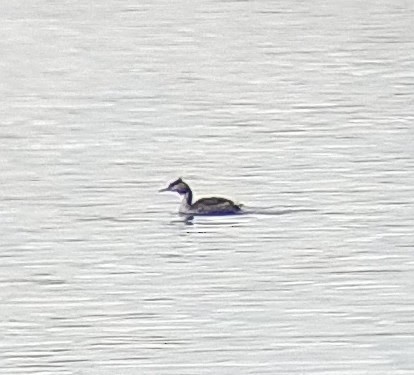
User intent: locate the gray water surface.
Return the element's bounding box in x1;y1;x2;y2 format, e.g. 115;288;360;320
1;1;414;374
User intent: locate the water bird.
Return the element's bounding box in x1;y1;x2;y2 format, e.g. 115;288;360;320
159;178;243;215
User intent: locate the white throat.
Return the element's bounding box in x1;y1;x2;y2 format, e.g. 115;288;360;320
179;193;192;213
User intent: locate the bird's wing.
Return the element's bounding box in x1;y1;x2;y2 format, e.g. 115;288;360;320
192;197;235;207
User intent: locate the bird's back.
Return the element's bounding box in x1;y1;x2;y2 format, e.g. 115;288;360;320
191;197;241;214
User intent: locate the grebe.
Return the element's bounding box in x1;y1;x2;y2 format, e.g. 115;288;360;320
159;178;243;215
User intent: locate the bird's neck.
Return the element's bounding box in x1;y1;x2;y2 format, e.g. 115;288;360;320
179;190;193;213
183;189;193;206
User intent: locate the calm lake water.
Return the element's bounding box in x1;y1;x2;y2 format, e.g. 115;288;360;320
1;1;414;374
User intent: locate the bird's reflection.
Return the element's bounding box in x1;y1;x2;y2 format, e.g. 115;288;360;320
169;213;195;226
181;214;195;225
